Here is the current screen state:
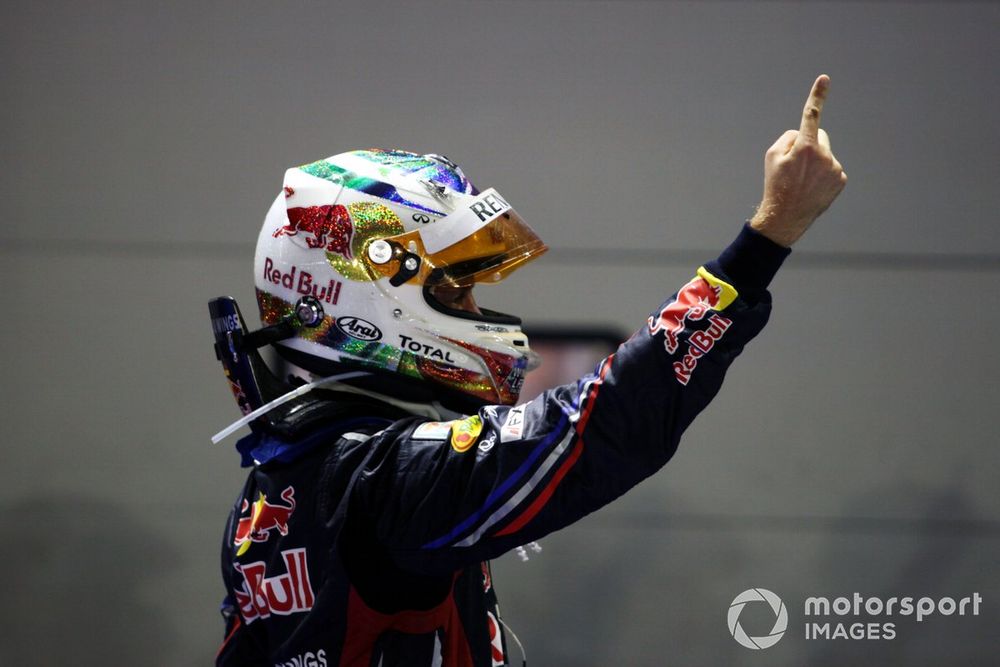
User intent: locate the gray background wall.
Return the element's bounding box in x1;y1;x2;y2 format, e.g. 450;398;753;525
2;1;998;665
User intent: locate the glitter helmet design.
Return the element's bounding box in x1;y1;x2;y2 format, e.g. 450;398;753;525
254;149;548;407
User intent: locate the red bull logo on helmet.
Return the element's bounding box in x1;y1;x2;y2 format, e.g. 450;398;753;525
274;204;354;259
234;486;297;556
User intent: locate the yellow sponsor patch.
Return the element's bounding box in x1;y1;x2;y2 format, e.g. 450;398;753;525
451;415;483;453
696;266;739;311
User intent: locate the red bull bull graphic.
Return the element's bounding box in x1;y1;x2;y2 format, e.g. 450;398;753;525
647;269;738;385
233;548;315;624
647;276;723;355
226;377;252;416
274;204;354;259
234;486;296;556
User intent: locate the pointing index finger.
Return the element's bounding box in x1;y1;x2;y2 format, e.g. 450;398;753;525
799;74;830;142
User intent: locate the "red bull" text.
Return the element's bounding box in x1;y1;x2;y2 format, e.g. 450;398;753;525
233;548;315;623
672;313;732;385
263;258;342;305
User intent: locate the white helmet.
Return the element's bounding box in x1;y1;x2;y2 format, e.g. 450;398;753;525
253;149;548;409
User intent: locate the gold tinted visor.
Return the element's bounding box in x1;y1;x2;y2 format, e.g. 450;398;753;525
420;207;547;286
371;197;547;287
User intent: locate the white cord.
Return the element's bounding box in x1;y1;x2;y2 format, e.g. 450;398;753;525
210;371;371;444
497;615;527;667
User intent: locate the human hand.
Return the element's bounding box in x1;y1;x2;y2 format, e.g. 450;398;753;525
749;75;847;247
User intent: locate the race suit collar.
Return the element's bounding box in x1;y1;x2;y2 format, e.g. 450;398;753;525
233;387;458;467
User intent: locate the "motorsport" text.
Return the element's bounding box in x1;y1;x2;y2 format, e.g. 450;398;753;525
805;592;982;621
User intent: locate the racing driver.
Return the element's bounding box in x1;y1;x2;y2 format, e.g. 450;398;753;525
210;75;846;666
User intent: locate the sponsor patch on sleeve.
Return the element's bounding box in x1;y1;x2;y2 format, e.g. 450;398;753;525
477;431;498;454
499;404;527;443
451;415;484;453
696;266;738;311
412;420;455;440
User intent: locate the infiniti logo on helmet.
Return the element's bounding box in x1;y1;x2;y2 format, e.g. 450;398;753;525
336;316;382;342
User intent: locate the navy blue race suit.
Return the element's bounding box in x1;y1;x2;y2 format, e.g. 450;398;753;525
216;224;790;666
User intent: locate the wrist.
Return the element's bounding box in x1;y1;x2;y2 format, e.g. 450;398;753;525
749;207;800;248
707;223;792;293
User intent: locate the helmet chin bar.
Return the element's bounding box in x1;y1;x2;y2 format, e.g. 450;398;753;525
275;345;492;415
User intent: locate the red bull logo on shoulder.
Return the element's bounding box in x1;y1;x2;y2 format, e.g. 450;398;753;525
274;204;354;259
234;486;297;557
648;276;723;354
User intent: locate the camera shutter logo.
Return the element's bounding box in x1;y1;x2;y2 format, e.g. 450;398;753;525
728;588;788;649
